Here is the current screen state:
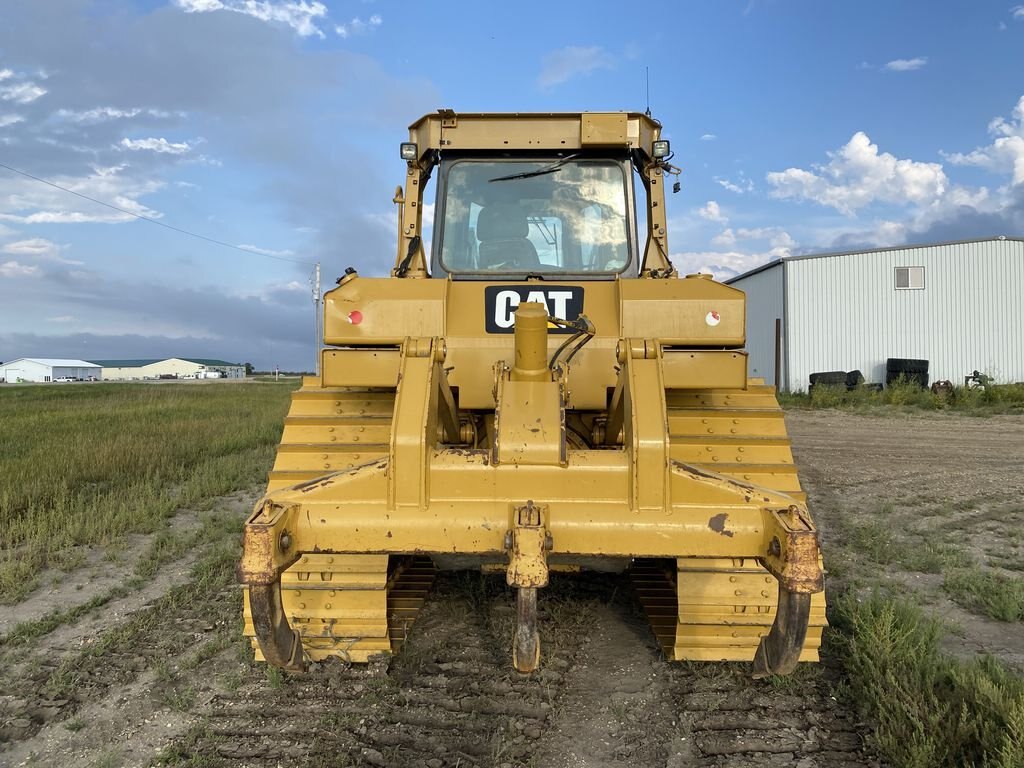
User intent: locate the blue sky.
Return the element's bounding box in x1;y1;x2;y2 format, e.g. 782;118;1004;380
1;0;1022;370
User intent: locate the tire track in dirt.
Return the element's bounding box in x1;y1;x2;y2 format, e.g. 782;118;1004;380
164;571;876;768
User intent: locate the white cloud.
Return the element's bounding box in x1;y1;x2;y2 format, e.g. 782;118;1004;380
715;175;754;194
672;229;797;280
335;14;382;38
538;46;613;88
700;134;717;141
120;137;193;154
0;114;24;128
173;0;328;38
47;315;78;323
237;243;296;257
1;237;83;265
711;228;735;247
0;69;13;81
884;57;927;72
944;95;1024;184
697;200;727;223
0;81;47;104
56;107;178;123
710;226;794;250
766;131;948;215
1013;5;1024;19
0;166;165;225
0;260;40;277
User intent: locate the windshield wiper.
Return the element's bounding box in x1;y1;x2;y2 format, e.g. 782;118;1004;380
488;154;580;183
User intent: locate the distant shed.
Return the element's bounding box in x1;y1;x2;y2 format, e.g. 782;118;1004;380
89;357;245;380
726;237;1024;391
1;358;101;383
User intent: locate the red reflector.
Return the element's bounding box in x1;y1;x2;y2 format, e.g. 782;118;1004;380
347;310;363;325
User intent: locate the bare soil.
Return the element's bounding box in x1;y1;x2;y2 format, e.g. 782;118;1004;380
1;409;1020;767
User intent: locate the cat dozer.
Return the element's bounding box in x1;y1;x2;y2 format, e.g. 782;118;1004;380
240;110;826;676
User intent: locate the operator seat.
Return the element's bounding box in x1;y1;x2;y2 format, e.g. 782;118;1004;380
476;203;541;269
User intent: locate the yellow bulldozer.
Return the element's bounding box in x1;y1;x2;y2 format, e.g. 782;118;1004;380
240;110;826;677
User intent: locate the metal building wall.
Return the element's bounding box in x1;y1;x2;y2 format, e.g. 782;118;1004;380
785;239;1024;390
730;263;785;387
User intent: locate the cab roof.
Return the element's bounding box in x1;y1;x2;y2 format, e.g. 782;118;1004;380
407;110;663;161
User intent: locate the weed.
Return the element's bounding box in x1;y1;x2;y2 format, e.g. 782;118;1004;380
902;540;973;574
163;685;197;712
64;717;85;732
779;381;1024;414
944;568;1024;622
1;587;128;646
265;665;285;689
91;749;125;768
829;591;1024;767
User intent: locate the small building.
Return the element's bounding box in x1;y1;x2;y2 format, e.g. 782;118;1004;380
1;358;102;383
89;357;246;381
726;236;1024;391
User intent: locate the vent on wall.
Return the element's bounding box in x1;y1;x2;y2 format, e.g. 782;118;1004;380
895;266;925;290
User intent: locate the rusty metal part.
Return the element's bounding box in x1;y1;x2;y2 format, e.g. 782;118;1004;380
506;501;551;589
751;586;812;678
248;583;306;672
513;587;540;673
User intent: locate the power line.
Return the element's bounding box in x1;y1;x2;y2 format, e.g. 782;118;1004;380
0;160;316;266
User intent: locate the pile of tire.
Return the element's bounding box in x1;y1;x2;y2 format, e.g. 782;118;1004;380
885;358;929;388
808;370;866;392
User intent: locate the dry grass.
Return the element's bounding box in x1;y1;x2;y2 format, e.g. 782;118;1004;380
0;381;296;603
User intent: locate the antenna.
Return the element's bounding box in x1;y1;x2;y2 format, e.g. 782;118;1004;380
311;262;321;375
645;66;651;117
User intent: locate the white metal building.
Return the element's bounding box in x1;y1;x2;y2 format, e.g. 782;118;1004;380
90;358;246;380
1;358;102;383
726;237;1024;391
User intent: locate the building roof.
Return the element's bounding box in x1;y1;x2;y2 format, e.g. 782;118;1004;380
88;359;163;367
3;358;101;368
178;358;242;367
725;235;1024;285
87;358;242;368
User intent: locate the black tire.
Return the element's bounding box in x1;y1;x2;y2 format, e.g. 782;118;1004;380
809;371;847;387
886;357;929;374
845;370;865;388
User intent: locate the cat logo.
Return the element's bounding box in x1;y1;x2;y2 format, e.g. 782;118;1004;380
484;285;584;334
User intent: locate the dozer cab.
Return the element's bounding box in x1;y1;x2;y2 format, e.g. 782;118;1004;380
240;110;826;676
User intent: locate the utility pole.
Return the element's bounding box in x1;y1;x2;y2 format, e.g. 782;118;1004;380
311;262;321;375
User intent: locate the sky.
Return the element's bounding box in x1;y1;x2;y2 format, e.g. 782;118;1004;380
1;0;1022;371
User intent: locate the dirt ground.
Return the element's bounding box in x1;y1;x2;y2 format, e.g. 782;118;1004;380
1;409;1021;767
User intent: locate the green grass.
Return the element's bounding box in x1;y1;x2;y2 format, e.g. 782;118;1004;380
0;382;296;603
944;568;1024;622
829;592;1024;767
780;382;1024;414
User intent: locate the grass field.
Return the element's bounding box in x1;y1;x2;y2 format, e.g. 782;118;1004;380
0;381;297;603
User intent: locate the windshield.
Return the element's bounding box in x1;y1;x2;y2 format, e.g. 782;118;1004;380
437;158;631;275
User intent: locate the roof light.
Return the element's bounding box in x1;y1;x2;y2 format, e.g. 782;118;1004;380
652;140;670;158
400;142;418;161
347;310;363;325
